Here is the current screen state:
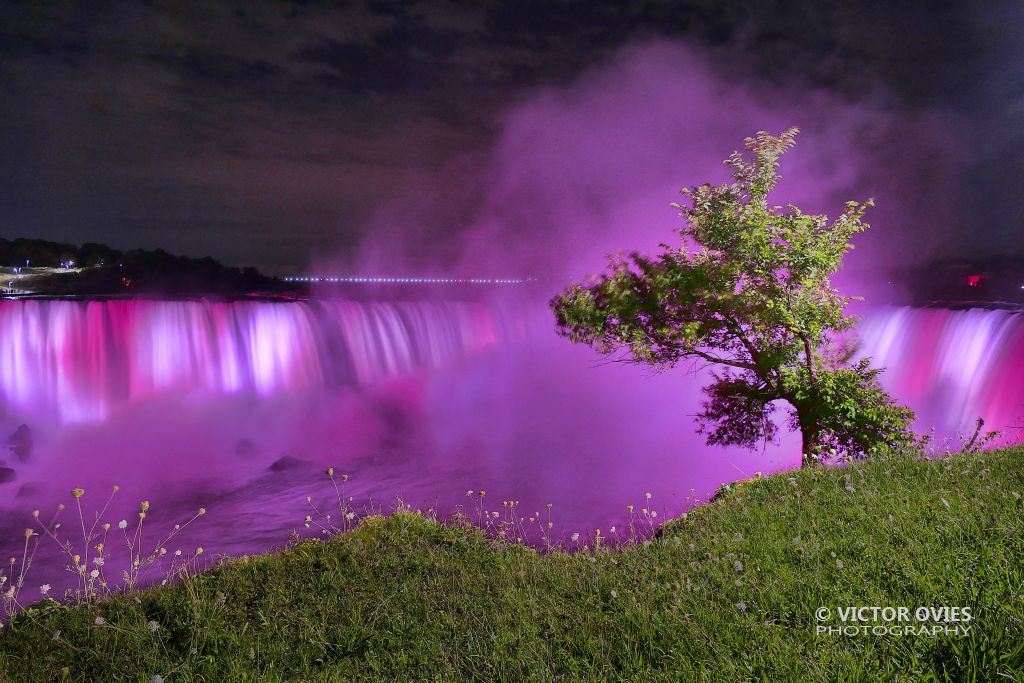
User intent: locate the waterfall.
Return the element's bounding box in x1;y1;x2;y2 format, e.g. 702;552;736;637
1;300;1021;439
0;299;527;423
858;306;1024;439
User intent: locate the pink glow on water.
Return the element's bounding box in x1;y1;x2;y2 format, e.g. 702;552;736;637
0;299;522;423
858;307;1024;437
0;299;1021;597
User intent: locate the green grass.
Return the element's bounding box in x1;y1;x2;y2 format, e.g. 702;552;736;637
1;447;1022;682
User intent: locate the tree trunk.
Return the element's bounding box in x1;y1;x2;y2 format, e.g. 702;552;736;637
797;404;819;468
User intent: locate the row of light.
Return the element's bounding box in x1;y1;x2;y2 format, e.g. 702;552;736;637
283;276;533;285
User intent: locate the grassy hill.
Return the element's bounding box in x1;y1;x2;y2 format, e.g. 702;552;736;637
0;447;1021;682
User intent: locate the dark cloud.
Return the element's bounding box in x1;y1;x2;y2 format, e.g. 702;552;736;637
0;0;1016;272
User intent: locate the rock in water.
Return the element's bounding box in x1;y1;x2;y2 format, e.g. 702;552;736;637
8;424;33;463
234;438;257;459
0;467;16;484
268;455;308;472
16;482;43;498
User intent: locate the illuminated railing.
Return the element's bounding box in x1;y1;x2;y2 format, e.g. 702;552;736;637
283;276;534;284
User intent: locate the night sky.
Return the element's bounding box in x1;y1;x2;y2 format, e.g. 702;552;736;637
1;1;1021;274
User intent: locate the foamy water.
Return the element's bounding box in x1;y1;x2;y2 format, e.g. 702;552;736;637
0;299;1020;600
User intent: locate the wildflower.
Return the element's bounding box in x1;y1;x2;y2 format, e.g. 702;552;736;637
326;467;334;476
71;488;85;498
159;548;167;556
1012;492;1021;501
32;510;39;518
51;630;60;640
118;520;128;530
844;484;856;493
651;510;658;518
90;569;100;579
24;528;33;539
112;485;119;492
102;523;110;532
645;492;652;500
151;676;164;683
3;587;13;599
139;501;150;512
466;490;474;496
198;507;206;516
478;490;486;497
345;512;355;521
736;601;747;612
609;526;616;534
610;590;617;598
174;550;182;557
687;543;695;551
733;533;744;542
787;477;797;487
626;505;634;513
94;616;106;626
570;533;580;542
147;620;160;632
341;474;349;482
195;547;204;555
836;559;844;570
93;557;104;566
215;592;226;606
491;512;499;519
734;560;744;572
40;584;50;596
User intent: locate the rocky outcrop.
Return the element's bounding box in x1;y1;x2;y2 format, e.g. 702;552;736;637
7;424;32;463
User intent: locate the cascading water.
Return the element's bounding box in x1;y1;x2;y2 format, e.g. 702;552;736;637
0;299;528;423
858;306;1024;439
0;299;1020;598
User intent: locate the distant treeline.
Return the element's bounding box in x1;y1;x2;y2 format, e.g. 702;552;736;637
0;237;296;297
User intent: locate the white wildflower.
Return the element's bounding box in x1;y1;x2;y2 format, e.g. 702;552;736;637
147;620;159;632
733;560;744;572
94;616;106;626
40;584;51;596
736;601;747;612
118;520;128;530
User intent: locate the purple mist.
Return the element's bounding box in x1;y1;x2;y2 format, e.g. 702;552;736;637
0;41;1018;595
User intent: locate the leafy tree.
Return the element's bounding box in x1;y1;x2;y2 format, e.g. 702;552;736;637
551;128;915;467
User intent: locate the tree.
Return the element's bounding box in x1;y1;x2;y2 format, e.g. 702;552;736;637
550;128;915;467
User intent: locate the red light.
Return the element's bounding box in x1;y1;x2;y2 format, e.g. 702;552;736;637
966;274;983;288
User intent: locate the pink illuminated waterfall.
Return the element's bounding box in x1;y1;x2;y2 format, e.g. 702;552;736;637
0;299;527;423
858;307;1024;438
0;300;1022;440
